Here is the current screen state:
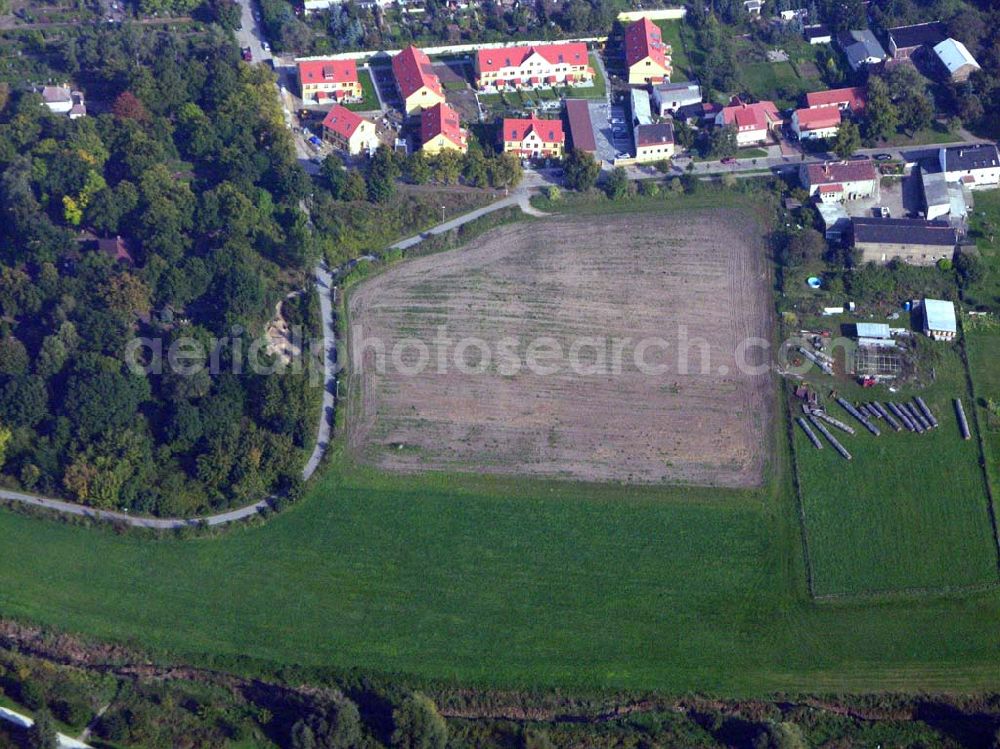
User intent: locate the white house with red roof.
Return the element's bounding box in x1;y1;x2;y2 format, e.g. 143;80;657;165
624;17;672;84
501;116;565;159
791;105;841;140
804;86;866;114
800;160;879;203
392;45;446;115
714;97;782;146
297;58;362;104
420;102;468;155
474;42;593;92
321;104;379;155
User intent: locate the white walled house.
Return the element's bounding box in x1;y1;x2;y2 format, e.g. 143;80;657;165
800;160;879;203
791;105;841;140
939;144;1000;189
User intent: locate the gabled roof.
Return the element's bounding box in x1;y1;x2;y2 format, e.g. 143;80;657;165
851;217;957;246
502;116;565;144
805;86;866;111
794;105;841;131
940;143;1000;172
41;85;72;103
634;123;674;148
477;42;589;72
564;99;596;152
392;45;443;99
624;16;669;68
298;58;358;85
932;38;980;75
888;21;946;51
806;159;877;185
421;102;465;147
322;104;366;139
719;97;780;130
840;30;887;64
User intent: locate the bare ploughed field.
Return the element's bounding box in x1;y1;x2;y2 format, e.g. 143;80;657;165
346;210;773;487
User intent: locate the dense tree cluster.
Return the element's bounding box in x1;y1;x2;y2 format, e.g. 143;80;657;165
0;27;318;515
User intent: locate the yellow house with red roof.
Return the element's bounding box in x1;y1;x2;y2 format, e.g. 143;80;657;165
392;46;446;115
420;102;468;155
321;104;379;155
624;17;672;84
297;58;362;104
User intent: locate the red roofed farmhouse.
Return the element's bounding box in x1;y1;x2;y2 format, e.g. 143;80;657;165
791;105;841;140
297;58;362;104
624;17;672;84
420;102;468;155
501;116;565;159
715;97;781;145
475;42;593;92
392;45;445;115
321;104;379;155
804;86;866;113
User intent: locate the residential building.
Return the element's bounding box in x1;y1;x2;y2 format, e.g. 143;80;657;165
564;99;596;154
633;123;675;162
97;236;133;265
624;17;672;84
791;105;841;140
501;116;565;159
677;101;722;123
651;81;701;115
800;160;879;203
474;42;592;91
887;22;946;59
297;59;362;104
939;144;1000;189
321;104;379;155
804;86;865;114
932;38;980;82
921;298;957;341
804;24;832;44
920;167;967;222
851;217;958;265
68;91;86;119
392;45;445;115
838;30;887;71
41;85;73;114
631;88;652;126
420;102;468;155
715;97;782;146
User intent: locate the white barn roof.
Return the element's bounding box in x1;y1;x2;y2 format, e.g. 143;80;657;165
932;38;980;76
924;298;956;334
856;322;891;339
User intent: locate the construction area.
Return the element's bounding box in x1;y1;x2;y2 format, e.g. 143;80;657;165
345;210;774;487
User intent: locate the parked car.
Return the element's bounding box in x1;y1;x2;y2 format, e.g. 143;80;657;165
261;41;269;52
874;153;893;161
309;136;322;147
721;157;736;164
241;47;252;62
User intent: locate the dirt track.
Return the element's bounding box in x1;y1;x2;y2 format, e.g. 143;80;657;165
346;209;773;487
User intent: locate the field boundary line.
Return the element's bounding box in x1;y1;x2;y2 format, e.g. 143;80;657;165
957;313;1000;580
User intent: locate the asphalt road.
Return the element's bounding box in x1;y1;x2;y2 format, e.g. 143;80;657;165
234;0;271;65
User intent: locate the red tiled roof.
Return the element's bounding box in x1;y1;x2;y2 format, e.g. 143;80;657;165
805;86;866;111
421;102;466;147
502;116;565;144
322;104;365;139
806;159;878;185
624;17;669;68
298;58;358;86
477;42;589;73
392;45;443;99
818;184;844;193
720;98;780;130
794;105;841;130
635;123;674;147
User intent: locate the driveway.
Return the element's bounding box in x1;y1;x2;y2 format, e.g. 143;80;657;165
234;0;272;65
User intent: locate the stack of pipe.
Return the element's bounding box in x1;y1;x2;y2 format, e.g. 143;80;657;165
836;397;881;437
809;416;852;460
955;398;971;440
797;417;823;449
915;397;939;429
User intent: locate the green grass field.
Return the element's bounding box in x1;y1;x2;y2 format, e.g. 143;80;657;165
2;192;1000;696
742;61;820;110
344;68;380;112
655;20;691;80
794;345;998;597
